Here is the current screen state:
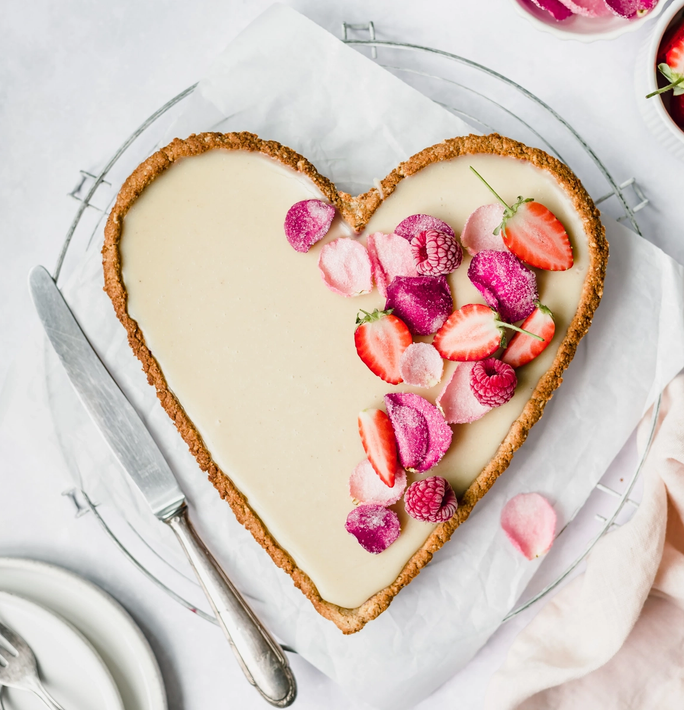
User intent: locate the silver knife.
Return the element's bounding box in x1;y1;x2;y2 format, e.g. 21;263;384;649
28;265;297;707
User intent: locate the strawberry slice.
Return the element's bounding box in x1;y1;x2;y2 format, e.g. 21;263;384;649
433;303;544;361
358;409;398;487
469;167;573;272
501;304;555;368
503;201;573;272
354;309;412;384
666;27;684;76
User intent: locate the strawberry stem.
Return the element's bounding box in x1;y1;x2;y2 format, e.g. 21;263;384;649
646;76;684;98
470;167;511;209
498;321;545;342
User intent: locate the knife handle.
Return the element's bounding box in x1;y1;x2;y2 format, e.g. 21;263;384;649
166;507;296;707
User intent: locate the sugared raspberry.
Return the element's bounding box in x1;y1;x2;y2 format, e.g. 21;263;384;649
470;358;517;407
411;229;463;276
404;476;457;523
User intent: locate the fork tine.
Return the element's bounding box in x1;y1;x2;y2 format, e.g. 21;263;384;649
0;621;26;657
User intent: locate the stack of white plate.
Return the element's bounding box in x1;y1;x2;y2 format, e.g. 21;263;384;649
0;558;166;710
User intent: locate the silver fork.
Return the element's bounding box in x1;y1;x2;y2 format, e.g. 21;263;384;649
0;620;66;709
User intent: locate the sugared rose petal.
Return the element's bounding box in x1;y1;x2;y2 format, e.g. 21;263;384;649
383;399;429;471
349;460;407;506
367;232;418;297
605;0;657;18
318;238;373;297
284;199;336;253
394;214;455;242
345;504;401;554
468;250;538;323
399;343;444;388
460;204;507;256
405;477;458;523
501;493;557;560
558;0;611;16
385;275;453;335
436;362;492;424
530;0;573;20
385;392;452;473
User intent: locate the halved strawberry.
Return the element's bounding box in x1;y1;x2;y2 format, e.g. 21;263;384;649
358;409;398;487
659;18;684;65
666;26;684;76
501;304;555;368
470;167;573;272
502;201;573;272
354;309;412;384
433;304;544;361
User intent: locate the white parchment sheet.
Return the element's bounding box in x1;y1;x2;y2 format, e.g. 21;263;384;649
28;5;684;709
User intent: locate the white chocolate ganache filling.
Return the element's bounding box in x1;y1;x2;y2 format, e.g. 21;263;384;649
120;149;589;608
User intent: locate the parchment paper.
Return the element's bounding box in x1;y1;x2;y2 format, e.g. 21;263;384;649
38;5;684;708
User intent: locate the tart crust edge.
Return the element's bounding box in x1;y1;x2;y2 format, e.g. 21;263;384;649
102;131;608;635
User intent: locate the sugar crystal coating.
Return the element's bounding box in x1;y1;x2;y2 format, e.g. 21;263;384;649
399;343;444;389
437;362;492;424
501;493;557;560
605;0;657;18
382;399;429;471
411;230;463;276
385;392;452;473
468;250;538;323
394;214;455;242
460;204;507;256
284;199;336;253
349;460;407;506
367;232;418;298
557;0;611;16
530;0;573;20
345;504;401;554
385;275;453;335
318;238;373;297
405;477;458;523
470;358;517;407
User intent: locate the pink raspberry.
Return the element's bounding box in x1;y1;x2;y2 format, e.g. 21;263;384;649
469;358;517;407
404;476;458;523
411;229;463;276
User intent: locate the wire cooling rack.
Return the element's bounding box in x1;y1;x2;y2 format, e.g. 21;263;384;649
52;22;659;632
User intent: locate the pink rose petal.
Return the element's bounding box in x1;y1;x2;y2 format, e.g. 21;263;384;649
501;493;557;560
436;362;492;424
529;0;573;20
318;238;373;297
349;460;407;506
399;343;444;389
460;204;507;256
385;393;452;473
367;232;418;298
382;400;429;472
284;199;336;253
468;250;538;323
558;0;612;16
385;275;453;335
345;504;401;554
605;0;656;18
394;214;455;242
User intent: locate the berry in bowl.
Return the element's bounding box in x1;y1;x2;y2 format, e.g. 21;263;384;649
637;1;684;160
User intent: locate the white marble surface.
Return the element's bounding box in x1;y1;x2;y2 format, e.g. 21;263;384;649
2;1;684;708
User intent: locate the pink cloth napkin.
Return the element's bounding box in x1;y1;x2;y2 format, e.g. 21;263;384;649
485;374;684;709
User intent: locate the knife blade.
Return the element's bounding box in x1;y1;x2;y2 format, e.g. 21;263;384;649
28;265;296;707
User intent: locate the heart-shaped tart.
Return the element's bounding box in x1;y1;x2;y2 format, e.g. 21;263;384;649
103;132;607;634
